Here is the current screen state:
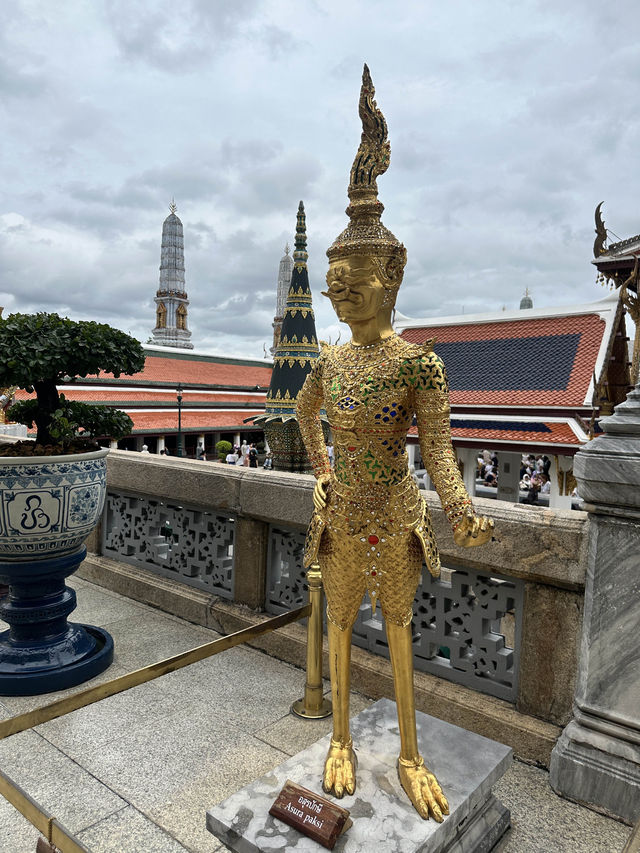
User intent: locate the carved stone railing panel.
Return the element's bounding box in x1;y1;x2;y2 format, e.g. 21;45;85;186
103;490;235;598
265;525;522;702
265;527;308;613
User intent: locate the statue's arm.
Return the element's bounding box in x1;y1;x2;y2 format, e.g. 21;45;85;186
413;352;472;530
413;352;494;546
296;355;331;481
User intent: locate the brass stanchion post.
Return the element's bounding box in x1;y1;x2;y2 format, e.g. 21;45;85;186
291;563;332;719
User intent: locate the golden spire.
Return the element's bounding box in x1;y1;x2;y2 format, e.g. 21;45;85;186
169;198;177;215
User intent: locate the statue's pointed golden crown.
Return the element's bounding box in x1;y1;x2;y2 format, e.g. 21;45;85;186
327;64;406;280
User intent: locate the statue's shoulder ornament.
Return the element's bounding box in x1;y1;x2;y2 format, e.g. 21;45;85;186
399;337;434;360
397;337;448;392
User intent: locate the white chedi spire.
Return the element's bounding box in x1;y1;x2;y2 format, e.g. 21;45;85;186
151;202;194;350
271;243;294;354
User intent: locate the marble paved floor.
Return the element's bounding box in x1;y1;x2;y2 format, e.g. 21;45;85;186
0;578;632;853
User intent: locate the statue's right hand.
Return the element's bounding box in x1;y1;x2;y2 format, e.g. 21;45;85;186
313;473;331;511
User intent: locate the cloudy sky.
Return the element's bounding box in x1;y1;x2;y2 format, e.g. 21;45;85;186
2;0;640;359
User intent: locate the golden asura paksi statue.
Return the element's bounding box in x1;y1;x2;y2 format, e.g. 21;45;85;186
296;64;494;822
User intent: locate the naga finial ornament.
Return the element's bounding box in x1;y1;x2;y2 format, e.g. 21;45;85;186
594;201;607;257
297;64;494;822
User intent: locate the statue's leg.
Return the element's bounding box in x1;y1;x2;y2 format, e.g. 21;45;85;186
386;621;449;821
323;619;357;797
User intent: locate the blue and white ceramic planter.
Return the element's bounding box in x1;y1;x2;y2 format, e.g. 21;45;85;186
0;447;114;695
0;447;108;559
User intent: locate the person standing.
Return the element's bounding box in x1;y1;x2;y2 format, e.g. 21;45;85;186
249;443;258;468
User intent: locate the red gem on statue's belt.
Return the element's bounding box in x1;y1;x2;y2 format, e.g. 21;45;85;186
348;446;356;451
371;570;377;576
368;535;379;544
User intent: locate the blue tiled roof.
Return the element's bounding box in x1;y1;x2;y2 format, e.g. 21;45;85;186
435;334;581;391
451;419;551;433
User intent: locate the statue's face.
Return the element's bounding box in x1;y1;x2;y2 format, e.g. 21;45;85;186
324;255;386;324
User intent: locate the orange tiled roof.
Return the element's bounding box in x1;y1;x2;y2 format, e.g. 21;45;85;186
401;314;605;407
408;419;582;446
13;389;267;405
128;411;263;432
99;352;272;388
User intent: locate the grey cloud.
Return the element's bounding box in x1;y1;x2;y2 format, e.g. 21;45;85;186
0;57;48;98
220;139;283;170
55;101;109;142
104;0;260;71
256;24;300;60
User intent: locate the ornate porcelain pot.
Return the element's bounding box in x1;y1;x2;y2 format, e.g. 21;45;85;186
0;447;114;695
0;447;108;559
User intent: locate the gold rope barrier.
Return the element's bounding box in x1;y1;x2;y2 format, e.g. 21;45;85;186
0;591;330;848
0;603;311;741
291;564;332;719
0;768;89;852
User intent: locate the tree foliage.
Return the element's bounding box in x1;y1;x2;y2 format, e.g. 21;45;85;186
10;397;134;443
216;440;232;460
0;313;145;447
0;313;145;389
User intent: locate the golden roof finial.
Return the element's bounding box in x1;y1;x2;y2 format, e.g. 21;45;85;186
169;198;177;215
594;201;607;257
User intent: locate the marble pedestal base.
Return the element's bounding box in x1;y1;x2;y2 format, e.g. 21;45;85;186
207;698;512;853
550;721;640;824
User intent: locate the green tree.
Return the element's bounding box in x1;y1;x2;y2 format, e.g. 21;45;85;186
216;440;232;461
0;313;145;447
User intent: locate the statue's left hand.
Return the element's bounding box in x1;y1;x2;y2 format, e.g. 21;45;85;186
453;508;494;547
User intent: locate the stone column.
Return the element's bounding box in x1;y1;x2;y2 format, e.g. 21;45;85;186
548;455;573;510
157;436;166;454
458;447;477;497
109;439;118;450
496;451;521;504
549;387;640;823
233;517;269;610
407;441;417;471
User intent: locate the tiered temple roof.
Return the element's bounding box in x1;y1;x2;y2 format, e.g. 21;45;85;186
397;292;629;453
14;346;271;438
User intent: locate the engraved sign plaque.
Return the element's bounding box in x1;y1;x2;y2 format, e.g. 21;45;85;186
269;780;351;849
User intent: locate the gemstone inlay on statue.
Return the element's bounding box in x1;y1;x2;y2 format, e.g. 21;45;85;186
296;65;495;821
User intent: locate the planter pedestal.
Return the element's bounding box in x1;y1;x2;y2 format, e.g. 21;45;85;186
0;546;113;696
